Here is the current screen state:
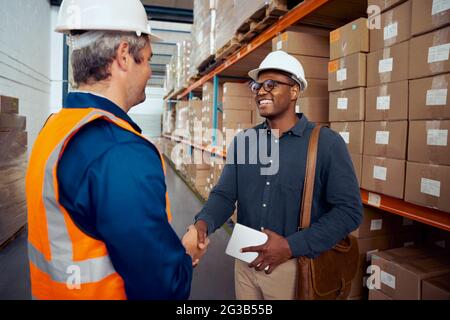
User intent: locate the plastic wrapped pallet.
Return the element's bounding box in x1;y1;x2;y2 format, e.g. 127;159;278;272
175;40;192;92
191;0;217;73
0;97;27;247
214;0;237;53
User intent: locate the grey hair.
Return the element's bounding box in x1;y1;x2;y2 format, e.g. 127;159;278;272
71;31;149;86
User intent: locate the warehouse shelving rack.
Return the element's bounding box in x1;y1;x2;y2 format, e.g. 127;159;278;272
162;0;450;232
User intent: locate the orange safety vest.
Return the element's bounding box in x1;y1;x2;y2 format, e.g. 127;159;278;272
26;107;172;300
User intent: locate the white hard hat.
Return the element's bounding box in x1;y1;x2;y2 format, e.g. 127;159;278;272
55;0;162;42
249;50;308;91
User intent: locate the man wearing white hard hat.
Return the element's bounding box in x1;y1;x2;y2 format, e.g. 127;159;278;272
192;51;362;299
26;0;203;300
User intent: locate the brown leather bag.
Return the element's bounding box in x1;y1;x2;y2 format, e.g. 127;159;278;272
296;126;360;300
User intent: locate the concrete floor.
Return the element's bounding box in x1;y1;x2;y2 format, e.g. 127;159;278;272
0;163;235;300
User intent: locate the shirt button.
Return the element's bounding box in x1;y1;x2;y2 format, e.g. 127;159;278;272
268;131;271;135
275;139;279;143
262;204;267;208
266;182;270;186
269;160;273;163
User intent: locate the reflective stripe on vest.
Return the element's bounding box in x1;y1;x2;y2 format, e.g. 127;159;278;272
27;108;171;299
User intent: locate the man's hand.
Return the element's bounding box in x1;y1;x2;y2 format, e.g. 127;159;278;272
194;220;208;250
182;225;209;267
241;228;293;274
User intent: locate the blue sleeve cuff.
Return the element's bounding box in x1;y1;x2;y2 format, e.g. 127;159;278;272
287;231;312;258
194;212;216;236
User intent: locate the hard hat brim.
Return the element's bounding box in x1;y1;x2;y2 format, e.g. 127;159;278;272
55;26;163;42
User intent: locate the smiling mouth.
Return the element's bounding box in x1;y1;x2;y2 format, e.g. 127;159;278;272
257;99;273;106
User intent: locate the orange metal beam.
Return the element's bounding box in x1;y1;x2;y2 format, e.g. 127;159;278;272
178;0;330;99
361;189;450;232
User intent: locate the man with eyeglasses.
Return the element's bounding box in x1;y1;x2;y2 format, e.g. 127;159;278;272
187;50;363;300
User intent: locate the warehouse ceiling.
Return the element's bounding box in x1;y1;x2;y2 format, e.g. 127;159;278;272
50;0;193;88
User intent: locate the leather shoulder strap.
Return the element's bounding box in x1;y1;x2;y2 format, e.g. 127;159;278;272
299;125;322;229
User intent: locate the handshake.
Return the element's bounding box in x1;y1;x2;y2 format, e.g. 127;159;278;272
181;220;210;267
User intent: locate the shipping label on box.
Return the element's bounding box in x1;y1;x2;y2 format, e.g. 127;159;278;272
369;0;412;52
409;26;450;79
409;74;450;120
329;88;365;122
412;0;450;36
405;162;450;213
330;122;364;154
328;53;367;91
364;121;408;159
368;41;409;86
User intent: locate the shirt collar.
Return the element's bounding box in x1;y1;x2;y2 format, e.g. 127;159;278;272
262;113;309;137
63;92;142;133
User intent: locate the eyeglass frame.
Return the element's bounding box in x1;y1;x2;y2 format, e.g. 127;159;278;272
249;79;296;94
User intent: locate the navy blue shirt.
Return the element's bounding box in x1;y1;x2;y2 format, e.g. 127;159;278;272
57;92;192;300
196;114;363;258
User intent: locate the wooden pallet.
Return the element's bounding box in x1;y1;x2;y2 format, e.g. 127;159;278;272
236;2;288;44
215;37;241;61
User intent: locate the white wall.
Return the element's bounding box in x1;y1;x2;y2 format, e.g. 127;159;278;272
0;0;53;153
129;87;165;138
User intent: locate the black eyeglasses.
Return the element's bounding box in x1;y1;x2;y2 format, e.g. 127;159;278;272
249;79;295;94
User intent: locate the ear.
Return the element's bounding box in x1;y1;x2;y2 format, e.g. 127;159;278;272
290;85;300;101
116;41;130;71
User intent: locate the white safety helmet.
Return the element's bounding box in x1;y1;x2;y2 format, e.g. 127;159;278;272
249;50;308;91
55;0;162;41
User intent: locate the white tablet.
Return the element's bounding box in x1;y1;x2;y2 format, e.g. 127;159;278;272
225;223;268;263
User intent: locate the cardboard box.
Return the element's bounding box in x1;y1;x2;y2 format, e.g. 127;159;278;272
223;82;252;98
302;79;328;98
330;121;364;154
296;98;329;123
223;110;253;124
409;26;450;80
424;225;450;252
0;114;26;131
405;162;450;213
367;41;409;86
351;153;363;187
422;274;450;300
369;0;412;52
0;96;19;114
273;31;329;57
361;155;406;198
329;87;365;122
292;55;329;80
391;230;424;248
368;289;394;300
252;110;265;125
372;250;450;300
407;120;450;165
351;206;397;238
330;18;369;60
363;121;408;159
366;80;408;121
222;96;255;111
409;74;450;120
411;0;450;36
368;0;408;13
349;234;394;298
328;53;367;91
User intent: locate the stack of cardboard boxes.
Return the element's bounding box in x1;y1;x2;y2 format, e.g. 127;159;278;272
273;28;330;124
174;101;190;139
190;0;216;75
202;82;224;147
348;206;423;300
222;82;257;149
175;40;192;92
328;18;369;186
361;0;412;199
188;99;203;145
0;96;27;247
405;0;450;213
162;101;176;136
369;245;450;300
